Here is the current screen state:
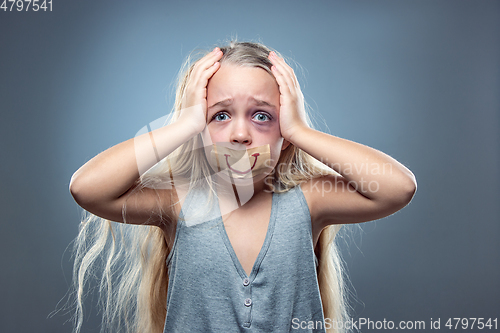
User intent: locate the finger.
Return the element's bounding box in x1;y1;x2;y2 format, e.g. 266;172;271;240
276;59;299;91
197;50;222;82
186;61;220;104
197;61;220;87
269;53;297;94
269;52;294;80
269;52;299;90
188;50;222;90
192;49;223;75
271;52;298;86
271;63;297;100
182;50;222;108
271;65;292;97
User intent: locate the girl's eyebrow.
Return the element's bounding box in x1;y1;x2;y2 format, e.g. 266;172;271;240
208;98;276;110
208;99;233;110
250;97;276;110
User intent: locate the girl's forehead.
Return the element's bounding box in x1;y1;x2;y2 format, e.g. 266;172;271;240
207;64;279;102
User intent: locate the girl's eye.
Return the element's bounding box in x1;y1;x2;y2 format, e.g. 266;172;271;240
213;113;229;122
212;112;271;122
253;113;271;122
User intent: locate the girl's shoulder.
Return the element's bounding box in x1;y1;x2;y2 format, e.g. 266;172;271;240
295;175;339;226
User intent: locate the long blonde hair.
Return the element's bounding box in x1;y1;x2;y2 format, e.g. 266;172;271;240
67;39;351;333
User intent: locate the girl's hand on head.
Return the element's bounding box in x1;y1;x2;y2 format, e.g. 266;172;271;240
178;47;223;133
268;51;309;142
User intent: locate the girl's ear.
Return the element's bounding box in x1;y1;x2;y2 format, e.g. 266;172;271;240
281;139;291;151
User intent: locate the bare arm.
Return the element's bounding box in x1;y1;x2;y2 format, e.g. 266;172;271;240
70;48;224;226
69;116;202;225
293;128;417;225
268;51;416;226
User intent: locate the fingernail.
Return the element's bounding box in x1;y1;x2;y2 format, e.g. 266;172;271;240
213;47;219;53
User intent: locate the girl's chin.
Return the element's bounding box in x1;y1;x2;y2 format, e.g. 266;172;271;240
212;171;268;187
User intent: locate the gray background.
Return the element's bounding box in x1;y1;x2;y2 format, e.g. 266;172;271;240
1;0;498;332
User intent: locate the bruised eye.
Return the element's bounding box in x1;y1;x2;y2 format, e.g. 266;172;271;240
253;113;271;122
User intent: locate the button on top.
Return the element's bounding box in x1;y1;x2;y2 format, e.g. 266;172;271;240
244;298;252;307
243;278;250;286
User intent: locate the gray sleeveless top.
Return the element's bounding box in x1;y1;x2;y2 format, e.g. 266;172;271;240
163;184;326;332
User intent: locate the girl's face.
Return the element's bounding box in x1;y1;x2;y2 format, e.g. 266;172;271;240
202;63;289;184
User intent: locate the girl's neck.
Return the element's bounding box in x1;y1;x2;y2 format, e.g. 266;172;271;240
213;174;273;209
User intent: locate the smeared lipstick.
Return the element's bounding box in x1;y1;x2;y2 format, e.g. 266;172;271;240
224;153;260;174
208;143;271;180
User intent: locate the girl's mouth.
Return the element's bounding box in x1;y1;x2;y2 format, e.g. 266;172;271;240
224;153;260;174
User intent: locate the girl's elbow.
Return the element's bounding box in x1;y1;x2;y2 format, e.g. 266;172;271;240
394;172;417;207
379;172;417;210
69;174;83;204
405;171;417;198
69;172;93;207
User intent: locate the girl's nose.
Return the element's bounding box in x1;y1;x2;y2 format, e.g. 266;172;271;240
230;119;252;145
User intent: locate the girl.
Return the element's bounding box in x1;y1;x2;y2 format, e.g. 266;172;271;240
69;40;416;333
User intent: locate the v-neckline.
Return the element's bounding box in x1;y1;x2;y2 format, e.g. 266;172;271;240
217;191;278;280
